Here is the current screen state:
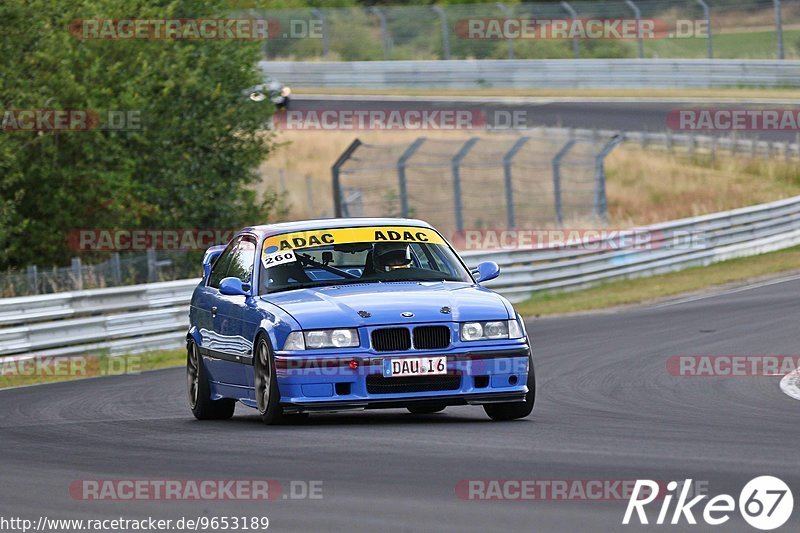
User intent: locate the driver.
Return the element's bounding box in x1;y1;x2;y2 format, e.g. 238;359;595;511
372;243;413;271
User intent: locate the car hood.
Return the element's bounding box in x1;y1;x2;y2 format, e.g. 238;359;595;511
261;282;512;329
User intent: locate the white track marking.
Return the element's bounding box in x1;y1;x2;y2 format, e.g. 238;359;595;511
780;369;800;401
651;273;800;309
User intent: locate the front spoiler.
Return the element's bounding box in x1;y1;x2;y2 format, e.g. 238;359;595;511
280;390;528;414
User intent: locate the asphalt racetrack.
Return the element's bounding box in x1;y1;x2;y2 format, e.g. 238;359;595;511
292;95;798;142
2;275;799;532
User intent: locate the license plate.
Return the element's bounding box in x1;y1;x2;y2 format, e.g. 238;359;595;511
383;357;447;377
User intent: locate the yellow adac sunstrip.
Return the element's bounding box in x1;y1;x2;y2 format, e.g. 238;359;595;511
261;226;445;258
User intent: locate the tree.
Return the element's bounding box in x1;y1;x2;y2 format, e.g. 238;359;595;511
0;0;279;268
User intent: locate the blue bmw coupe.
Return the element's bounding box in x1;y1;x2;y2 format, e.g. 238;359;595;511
187;218;534;424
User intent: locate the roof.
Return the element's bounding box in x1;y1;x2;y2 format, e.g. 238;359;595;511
243;217;434;238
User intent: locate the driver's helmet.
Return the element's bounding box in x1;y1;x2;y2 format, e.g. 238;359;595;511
373;243;412;271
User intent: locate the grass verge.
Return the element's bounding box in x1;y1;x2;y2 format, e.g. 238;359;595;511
0;348;185;390
515;245;800;318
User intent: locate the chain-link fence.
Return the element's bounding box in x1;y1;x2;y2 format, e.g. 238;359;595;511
248;0;800;61
0;250;202;298
331;131;624;238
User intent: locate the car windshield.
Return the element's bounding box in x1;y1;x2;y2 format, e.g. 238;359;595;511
259;226;473;294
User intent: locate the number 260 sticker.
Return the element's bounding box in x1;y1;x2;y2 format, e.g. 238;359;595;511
262;249;297;268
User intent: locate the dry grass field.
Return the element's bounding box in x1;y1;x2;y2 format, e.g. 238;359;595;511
257;129;800;228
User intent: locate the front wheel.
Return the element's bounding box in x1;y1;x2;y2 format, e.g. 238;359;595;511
483;358;535;421
254;337;287;425
187;340;235;420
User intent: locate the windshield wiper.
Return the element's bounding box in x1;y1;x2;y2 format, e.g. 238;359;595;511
264;278;382;294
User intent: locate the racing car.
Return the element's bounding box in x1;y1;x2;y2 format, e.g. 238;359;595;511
187;218;535;424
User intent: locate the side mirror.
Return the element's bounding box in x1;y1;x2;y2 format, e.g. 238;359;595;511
202;245;227;279
219;277;251;297
473;261;500;284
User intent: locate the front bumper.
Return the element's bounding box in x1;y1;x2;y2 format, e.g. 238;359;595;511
274;346;531;414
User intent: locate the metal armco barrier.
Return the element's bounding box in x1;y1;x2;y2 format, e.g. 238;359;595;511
261;59;800;89
5;194;800;358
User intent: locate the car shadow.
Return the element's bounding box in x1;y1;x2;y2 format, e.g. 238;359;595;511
224;407;532;428
233;411;473;427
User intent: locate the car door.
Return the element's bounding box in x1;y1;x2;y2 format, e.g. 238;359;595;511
197;236;247;385
214;234;259;368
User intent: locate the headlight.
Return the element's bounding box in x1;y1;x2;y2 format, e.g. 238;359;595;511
283;331;305;350
282;329;360;350
460;320;524;341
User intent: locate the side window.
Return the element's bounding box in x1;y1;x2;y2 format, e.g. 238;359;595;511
227;236;257;284
410;243;448;272
208;237;240;289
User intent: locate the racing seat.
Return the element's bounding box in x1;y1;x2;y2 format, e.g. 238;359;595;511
268;261;312;286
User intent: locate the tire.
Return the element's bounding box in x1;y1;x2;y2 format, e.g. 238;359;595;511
407;404;446;415
254;336;287;425
187;340;236;420
483;357;536;421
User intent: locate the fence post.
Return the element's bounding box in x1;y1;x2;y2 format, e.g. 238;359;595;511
370;7;391;60
775;0;785;60
560;1;580;59
625;0;645;59
502;137;529;229
312;8;329;59
331;138;362;218
305;175;315;216
451;137;480;232
552;139;577;226
397;137;426;218
71;257;83;291
432;6;450;60
496;3;515;59
111;252;122;286
146;249;157;283
27;265;38;295
696;0;712;59
593;134;625;224
278;169;287;194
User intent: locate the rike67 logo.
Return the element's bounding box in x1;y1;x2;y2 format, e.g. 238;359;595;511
623;476;793;530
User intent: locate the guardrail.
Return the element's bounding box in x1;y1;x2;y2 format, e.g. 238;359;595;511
545;126;800;161
261;59;800;89
4;193;800;358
